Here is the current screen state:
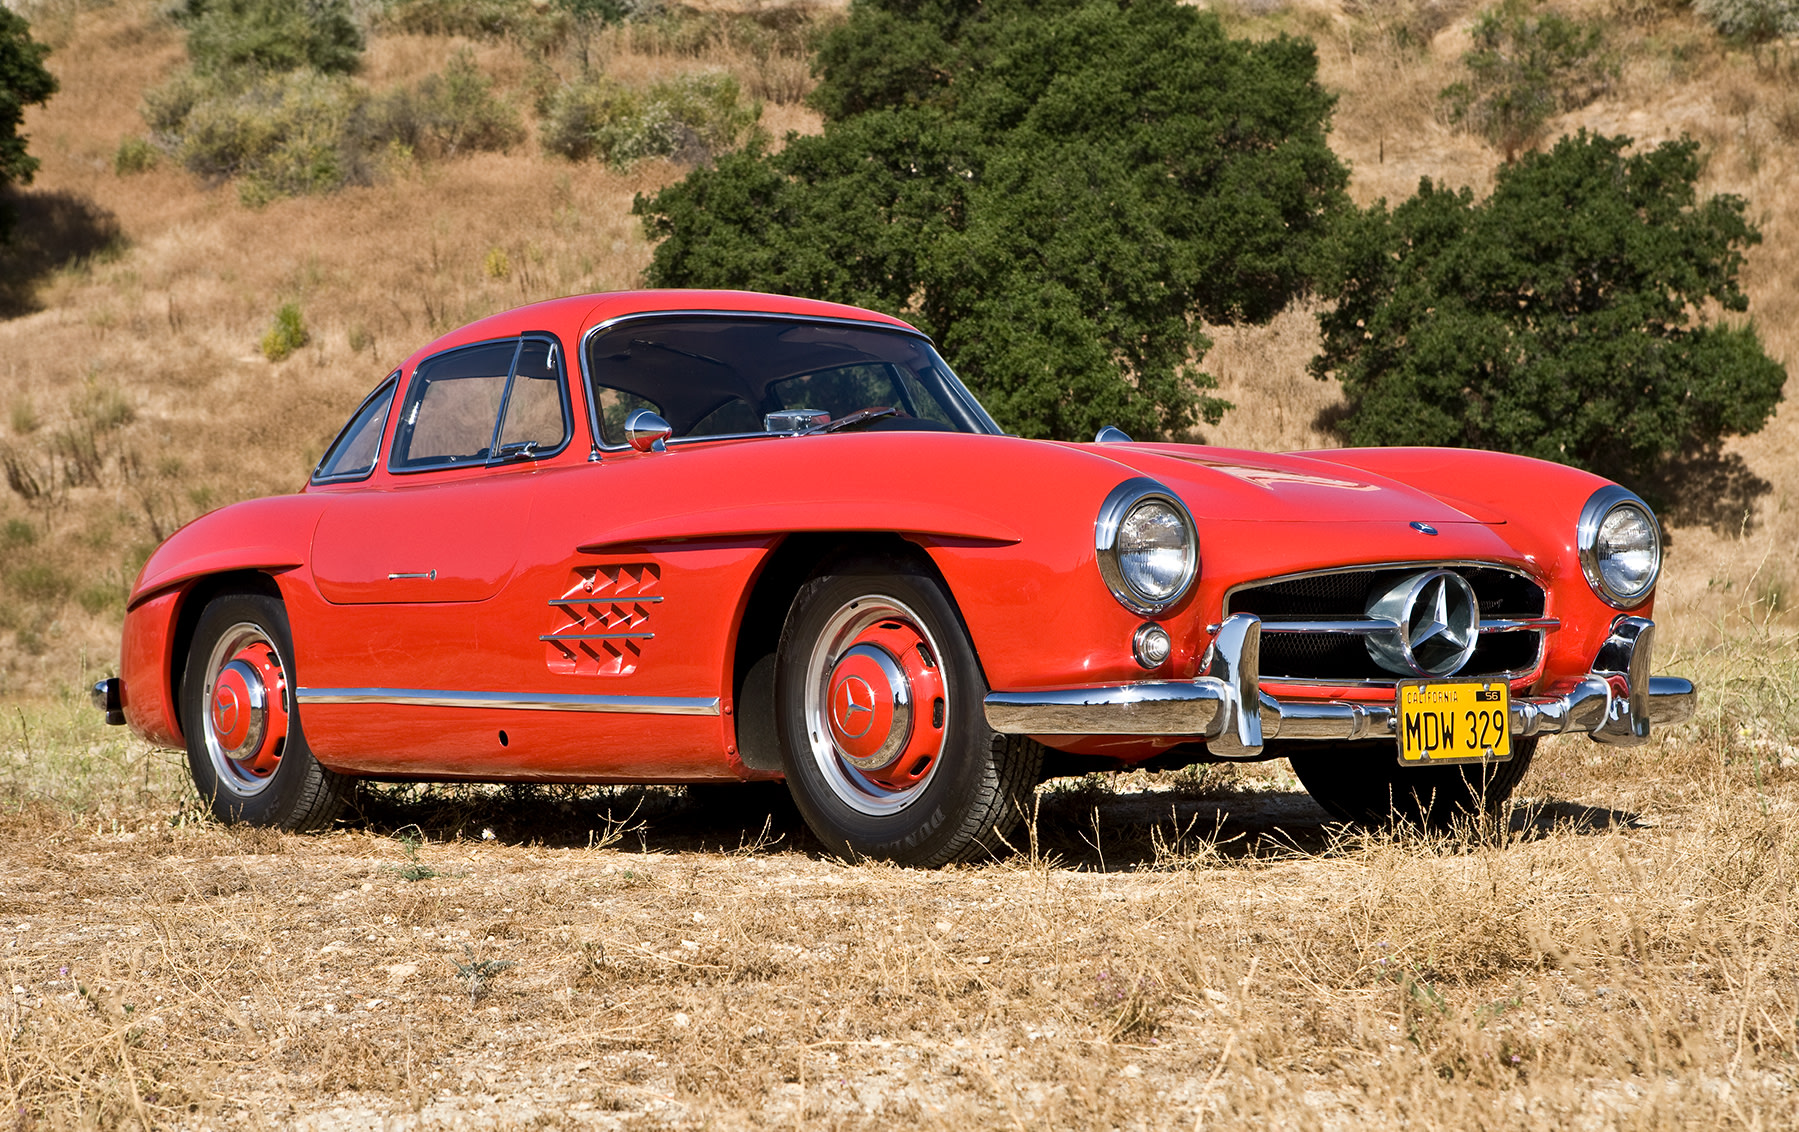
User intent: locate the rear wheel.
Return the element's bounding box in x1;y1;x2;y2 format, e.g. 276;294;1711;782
775;559;1040;866
1288;739;1536;829
182;593;349;830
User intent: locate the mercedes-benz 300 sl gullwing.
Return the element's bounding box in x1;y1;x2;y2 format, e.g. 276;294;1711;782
94;290;1696;865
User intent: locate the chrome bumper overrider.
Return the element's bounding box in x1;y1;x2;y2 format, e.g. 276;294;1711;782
91;677;125;726
982;615;1696;759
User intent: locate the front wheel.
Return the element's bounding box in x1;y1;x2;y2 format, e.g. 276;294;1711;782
1288;739;1536;830
775;560;1040;866
182;592;349;830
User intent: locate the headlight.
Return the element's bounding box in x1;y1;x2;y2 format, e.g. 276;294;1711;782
1578;485;1661;608
1095;478;1198;615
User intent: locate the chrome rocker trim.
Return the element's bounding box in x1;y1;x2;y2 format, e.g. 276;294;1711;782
982;615;1695;759
295;687;719;716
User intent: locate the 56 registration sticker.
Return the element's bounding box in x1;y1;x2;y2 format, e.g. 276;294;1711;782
1395;679;1512;765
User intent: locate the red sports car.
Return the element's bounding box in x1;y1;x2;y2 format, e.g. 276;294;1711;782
95;290;1695;864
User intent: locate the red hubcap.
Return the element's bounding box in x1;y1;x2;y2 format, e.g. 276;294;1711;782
824;620;946;791
208;642;288;777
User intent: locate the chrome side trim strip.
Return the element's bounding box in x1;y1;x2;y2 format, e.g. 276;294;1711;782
549;595;663;605
539;632;655;642
295;687;718;715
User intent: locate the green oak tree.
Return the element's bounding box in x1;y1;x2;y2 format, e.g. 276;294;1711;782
1;7;57;242
177;0;364;77
634;0;1350;441
1313;131;1786;501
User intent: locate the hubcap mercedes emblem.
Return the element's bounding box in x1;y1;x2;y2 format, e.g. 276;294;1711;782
833;675;878;738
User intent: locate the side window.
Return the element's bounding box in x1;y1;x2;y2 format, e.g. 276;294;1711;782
390;336;571;472
498;338;569;452
687;398;760;437
594;387;662;447
313;374;396;483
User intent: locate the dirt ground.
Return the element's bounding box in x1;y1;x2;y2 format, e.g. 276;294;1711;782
2;702;1797;1129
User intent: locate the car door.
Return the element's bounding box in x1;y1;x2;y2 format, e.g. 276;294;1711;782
307;334;572;678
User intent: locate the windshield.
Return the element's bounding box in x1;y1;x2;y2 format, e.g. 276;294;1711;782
584;316;1001;446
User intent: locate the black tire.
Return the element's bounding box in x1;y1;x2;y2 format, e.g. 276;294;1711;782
182;592;349;831
774;558;1041;866
1288;738;1536;829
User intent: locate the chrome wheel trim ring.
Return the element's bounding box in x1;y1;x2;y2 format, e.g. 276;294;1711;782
802;595;946;817
201;622;288;798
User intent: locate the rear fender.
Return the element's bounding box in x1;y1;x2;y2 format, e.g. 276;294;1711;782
129;495;328;608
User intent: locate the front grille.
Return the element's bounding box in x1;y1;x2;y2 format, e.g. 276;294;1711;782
1225;564;1547;684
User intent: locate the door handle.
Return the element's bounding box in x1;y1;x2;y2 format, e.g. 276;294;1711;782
388;570;438;581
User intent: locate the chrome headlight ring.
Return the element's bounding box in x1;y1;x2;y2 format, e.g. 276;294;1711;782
1095;478;1198;617
1578;484;1662;609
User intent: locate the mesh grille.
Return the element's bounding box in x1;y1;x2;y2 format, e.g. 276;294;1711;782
1227;565;1547;683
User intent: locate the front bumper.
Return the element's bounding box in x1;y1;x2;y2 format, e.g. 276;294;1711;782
983;615;1695;759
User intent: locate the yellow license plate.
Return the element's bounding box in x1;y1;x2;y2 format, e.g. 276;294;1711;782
1396;679;1512;765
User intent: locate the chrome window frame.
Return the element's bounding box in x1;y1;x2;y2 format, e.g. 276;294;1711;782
311;371;400;485
386;332;575;476
1576;485;1661;609
577;310;1003;454
1094;477;1199;617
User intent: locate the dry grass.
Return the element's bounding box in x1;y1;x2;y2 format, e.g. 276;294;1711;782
1;0;1798;1123
2;672;1797;1128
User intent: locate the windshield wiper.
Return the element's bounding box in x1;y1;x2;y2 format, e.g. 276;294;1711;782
808;407;899;434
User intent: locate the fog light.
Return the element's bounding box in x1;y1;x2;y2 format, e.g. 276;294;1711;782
1133;623;1172;670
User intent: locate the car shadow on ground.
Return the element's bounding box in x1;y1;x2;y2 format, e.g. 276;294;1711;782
340;778;1646;872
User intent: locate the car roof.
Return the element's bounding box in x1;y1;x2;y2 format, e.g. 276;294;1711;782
400;290;922;369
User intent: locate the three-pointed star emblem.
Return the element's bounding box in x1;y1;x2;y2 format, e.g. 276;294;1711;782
1404;573;1478;667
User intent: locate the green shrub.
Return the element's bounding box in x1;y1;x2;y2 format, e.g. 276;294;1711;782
636;0;1350;441
541;72;758;166
7;563;71;604
76;583;121;616
1;518;34;548
148;68;360;203
262;302;309;361
147;53;520;200
177;0;364;76
1441;1;1612;161
1313;132;1787;505
357;49;525;159
113;136;158;174
1695;0;1799;41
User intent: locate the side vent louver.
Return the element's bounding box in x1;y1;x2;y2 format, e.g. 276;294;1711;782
543;563;661;676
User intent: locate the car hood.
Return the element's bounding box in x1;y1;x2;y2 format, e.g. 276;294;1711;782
1075;443;1500;526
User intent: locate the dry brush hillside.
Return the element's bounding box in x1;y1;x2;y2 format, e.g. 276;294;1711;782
0;0;1793;693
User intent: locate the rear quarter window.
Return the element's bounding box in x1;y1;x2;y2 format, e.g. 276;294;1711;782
312;374;397;483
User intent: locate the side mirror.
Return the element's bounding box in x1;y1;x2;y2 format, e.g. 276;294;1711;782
624;409;672;453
